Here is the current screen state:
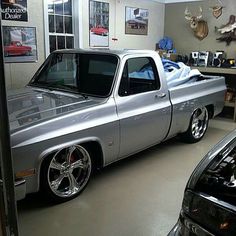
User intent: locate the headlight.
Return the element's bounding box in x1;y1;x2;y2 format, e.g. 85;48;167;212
181;132;236;235
182;190;236;235
187;130;236;190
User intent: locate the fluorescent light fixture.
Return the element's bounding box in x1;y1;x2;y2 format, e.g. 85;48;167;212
48;0;69;5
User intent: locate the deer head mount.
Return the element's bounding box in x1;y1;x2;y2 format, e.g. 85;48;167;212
185;7;208;41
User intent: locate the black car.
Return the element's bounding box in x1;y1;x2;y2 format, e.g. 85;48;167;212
169;130;236;236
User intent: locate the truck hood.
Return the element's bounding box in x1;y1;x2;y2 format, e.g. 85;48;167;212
7;86;106;132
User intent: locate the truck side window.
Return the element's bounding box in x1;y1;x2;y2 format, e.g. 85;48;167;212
118;57;160;96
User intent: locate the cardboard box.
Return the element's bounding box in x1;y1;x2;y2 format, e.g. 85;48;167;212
156;50;177;61
156;49;167;58
169;53;178;62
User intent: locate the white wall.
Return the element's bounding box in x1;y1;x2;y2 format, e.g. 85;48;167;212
3;0;164;89
3;0;45;89
81;0;165;50
165;0;236;58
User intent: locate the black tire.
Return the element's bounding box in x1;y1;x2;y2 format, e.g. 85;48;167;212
180;107;209;143
25;51;31;56
41;145;92;203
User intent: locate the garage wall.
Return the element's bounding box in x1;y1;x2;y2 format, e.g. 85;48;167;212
3;0;45;89
164;0;236;58
3;0;164;90
81;0;165;50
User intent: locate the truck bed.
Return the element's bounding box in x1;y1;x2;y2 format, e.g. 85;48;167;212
167;75;226;139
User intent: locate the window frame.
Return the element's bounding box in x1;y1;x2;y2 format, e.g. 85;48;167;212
44;0;81;57
118;56;161;97
29;52;120;98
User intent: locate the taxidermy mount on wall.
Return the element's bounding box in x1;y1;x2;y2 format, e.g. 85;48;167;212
209;0;224;19
215;15;236;45
185;7;208;40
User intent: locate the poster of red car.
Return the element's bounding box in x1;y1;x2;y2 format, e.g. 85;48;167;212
3;26;37;63
89;0;109;47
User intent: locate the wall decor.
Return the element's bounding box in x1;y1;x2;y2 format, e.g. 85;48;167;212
1;0;28;21
216;15;236;45
209;0;224;19
89;0;109;47
184;7;208;41
210;6;223;19
3;26;37;63
125;7;149;35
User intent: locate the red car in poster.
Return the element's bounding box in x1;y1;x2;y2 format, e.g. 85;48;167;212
4;41;32;57
90;26;108;36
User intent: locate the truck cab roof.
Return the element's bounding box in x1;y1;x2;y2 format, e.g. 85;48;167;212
52;48;158;58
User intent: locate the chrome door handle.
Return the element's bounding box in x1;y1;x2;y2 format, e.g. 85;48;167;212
156;93;166;98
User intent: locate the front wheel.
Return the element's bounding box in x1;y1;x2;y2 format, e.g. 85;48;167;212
25;51;31;56
41;145;92;202
180;107;209;143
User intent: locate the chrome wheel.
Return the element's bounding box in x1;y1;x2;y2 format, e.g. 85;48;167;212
191;107;208;139
47;145;91;198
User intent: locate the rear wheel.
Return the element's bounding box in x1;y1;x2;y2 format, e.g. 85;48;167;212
181;107;209;143
41;145;92;202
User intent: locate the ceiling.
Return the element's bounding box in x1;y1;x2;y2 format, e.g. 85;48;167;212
153;0;202;3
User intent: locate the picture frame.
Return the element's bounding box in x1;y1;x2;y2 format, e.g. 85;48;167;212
1;0;28;22
89;0;109;47
2;26;38;63
125;7;149;35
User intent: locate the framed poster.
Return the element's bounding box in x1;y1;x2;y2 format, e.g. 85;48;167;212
1;0;28;21
89;0;109;47
3;26;37;63
125;7;149;35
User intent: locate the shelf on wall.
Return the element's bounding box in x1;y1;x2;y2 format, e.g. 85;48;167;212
225;101;235;108
191;66;236;75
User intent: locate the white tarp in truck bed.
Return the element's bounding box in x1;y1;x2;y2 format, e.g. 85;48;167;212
162;59;201;88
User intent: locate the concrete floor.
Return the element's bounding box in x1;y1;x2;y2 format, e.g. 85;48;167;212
17;118;236;236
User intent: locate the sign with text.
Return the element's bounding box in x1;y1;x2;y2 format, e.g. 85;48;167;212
1;0;28;22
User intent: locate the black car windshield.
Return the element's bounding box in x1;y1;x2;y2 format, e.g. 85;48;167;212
30;52;118;97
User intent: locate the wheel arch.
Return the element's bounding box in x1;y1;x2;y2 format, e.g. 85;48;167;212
37;138;104;191
189;104;213;122
205;104;214;119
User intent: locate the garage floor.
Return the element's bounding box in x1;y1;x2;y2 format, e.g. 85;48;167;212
18;118;236;236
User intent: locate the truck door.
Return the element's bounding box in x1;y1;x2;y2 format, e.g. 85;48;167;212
115;56;172;158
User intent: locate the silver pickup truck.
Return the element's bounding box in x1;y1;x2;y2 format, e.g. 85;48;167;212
8;49;226;202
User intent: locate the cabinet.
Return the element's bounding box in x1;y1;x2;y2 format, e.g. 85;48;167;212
191;66;236;121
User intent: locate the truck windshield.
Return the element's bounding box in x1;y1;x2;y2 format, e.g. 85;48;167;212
30;52;118;97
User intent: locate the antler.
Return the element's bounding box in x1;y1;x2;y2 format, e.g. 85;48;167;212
196;7;203;20
185;7;192;20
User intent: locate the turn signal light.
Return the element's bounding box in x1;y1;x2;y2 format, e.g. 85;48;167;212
220;222;229;230
15;168;36;178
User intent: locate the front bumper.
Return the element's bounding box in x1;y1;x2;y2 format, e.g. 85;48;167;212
0;178;26;201
15;178;26;200
168;212;213;236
